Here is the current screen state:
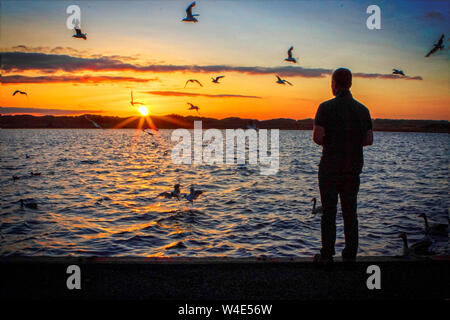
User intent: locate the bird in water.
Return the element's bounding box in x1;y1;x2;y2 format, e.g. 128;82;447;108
130;90;144;107
311;197;323;215
12;175;20;182
397;233;434;256
73;27;87;40
418;213;448;237
392;69;405;76
182;1;199;23
19;199;38;210
30;172;41;176
425;34;445;57
284;46;297;63
184;185;204;203
158;184;181;200
212;76;225;84
13;90;27;96
275;75;293;86
185;79;203;88
187;102;200;113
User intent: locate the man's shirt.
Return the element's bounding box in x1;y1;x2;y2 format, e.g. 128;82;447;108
314;90;372;175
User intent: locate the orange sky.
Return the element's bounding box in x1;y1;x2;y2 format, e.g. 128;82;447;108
1;1;449;120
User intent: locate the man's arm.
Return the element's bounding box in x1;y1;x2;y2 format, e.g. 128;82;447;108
313;124;325;146
363;129;373;146
313;103;326;146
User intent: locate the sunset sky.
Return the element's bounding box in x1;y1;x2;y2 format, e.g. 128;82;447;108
1;0;449;120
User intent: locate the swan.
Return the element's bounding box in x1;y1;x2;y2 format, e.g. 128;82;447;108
418;213;448;236
20;199;38;209
397;233;434;256
425;34;444;57
275;75;293;86
182;2;199;23
312;197;323;215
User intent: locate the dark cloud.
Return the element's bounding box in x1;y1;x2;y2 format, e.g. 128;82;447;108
2;75;160;84
1;51;423;80
0;107;104;115
353;73;423;80
423;12;445;20
144;91;262;99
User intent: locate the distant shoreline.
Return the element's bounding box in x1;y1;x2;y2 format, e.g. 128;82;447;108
0;114;448;133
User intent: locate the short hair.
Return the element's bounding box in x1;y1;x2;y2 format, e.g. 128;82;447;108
332;68;352;89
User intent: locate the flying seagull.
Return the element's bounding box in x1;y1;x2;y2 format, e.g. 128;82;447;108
392;69;405;76
84;116;102;129
130;90;144;107
212;76;225;83
182;1;199;23
185;79;203;88
284;46;297;63
12;90;27;96
73;27;87;40
275;75;293;86
187;102;200;113
425;34;445;57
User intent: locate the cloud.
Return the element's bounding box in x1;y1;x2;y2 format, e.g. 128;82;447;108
144;91;262;99
353;73;423;80
2;75;160;84
1;51;423;80
423;12;445;21
0;107;104;115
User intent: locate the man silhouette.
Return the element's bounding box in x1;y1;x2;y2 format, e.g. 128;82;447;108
313;68;373;265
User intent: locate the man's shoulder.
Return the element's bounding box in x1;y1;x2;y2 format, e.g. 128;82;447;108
351;98;370;115
319;97;337;108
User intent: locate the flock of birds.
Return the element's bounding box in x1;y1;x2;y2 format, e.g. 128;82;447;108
11;1;445;116
7;1;448;257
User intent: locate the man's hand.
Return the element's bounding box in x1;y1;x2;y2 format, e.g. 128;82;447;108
313;124;325;146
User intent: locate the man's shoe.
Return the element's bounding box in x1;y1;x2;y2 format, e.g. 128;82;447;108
313;254;334;270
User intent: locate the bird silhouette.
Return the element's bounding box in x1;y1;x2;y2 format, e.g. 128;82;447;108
275;75;293;86
425;34;445;57
284;46;297;63
187;102;200;113
12;90;27;96
182;2;199;23
185;79;203;88
212;76;225;83
73;27;87;40
392;69;405;76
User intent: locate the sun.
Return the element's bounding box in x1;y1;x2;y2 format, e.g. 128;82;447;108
138;105;149;116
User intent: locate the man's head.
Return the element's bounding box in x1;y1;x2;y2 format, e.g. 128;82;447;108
332;68;352;95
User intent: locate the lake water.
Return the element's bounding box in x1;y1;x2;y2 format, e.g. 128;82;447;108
0;129;448;257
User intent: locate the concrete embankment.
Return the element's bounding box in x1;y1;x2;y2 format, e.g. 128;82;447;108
0;256;448;300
